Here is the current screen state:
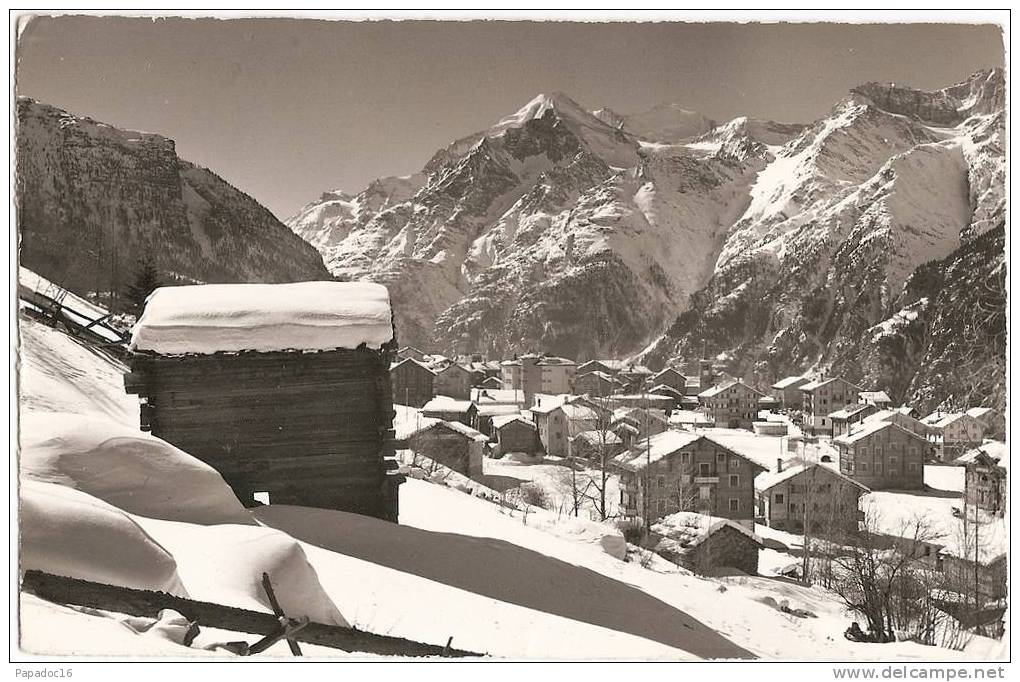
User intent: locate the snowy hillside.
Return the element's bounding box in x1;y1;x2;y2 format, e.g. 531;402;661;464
17;309;999;659
288;92;792;358
642;68;1005;417
287;69;1004;404
16;98;329;299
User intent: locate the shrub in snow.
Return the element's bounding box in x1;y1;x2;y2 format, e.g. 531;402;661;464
20;413;253;526
20;481;186;595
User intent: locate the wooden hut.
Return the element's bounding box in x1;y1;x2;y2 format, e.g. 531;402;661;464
123;281;403;521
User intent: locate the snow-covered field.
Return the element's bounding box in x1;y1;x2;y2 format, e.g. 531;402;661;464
14;313;1006;660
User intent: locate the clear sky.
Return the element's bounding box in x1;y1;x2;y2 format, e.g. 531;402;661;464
16;17;1004;220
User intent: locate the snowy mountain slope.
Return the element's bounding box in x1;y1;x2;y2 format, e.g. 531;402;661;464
640;69;1004;415
288;93;783;358
16;98;329;299
289;69;1002;386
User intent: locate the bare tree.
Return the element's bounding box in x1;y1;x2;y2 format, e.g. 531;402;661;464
820;506;946;642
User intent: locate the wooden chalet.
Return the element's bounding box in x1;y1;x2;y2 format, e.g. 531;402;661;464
123;281;403;521
651;512;763;576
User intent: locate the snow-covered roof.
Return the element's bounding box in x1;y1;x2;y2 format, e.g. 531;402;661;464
966;407;995;420
130;281;394;355
863;492;1006;564
536;355;576;367
669;410;714;426
390;357;437;374
613;431;766;473
422;397;475;413
956;441;1008;470
859;391;892;404
698;379;762;399
613;430;701;471
828;403;873;420
407;419;489;442
832;419;928;447
491;414;534;430
755;461;870;494
798;376;861;393
470;388;524;405
649;384;684;396
573;430;622;446
771;375;807;390
652;367;684;380
561;403;600;421
920;411;972;429
652;511;763;549
864;409;926;430
477;403;523;417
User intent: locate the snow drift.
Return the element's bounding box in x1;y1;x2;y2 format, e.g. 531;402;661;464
20;480;187;596
20;412;253;526
133;517;349;627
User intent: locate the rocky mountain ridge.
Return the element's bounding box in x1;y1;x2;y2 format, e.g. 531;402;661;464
288;69;1004;414
17;97;329;300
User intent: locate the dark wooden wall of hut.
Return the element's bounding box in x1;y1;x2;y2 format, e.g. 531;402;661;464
124;345;402;521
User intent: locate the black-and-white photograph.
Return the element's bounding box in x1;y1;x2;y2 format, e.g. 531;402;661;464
8;10;1010;670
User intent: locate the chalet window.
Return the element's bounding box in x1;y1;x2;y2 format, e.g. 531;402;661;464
728;498;740;512
908;463;919;472
860;447;869;457
699;486;711;500
889;455;898;463
789;503;798;513
909;447;918;458
889;469;899;476
729;457;740;470
681;452;691;465
699;462;711;476
858;462;868;472
716;452;726;463
821;418;827;426
774;493;785;504
657;476;665;488
729;474;739;488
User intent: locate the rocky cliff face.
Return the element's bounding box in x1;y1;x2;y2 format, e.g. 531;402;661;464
641;69;1005;415
289;92;796;358
17;98;329;297
290;70;1004;413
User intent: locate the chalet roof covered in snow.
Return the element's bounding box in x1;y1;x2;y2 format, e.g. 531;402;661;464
573;430;622;446
828;403;873;420
956;441;1008;470
833;420;927;446
920;411;973;429
698;379;763;399
470;388;524;405
390;357;437;374
799;376;861;393
755;461;870;494
130;282;394;355
771;375;807;390
966;407;995;420
422;397;475;413
859;390;891;404
652;511;763;549
491;414;535;430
